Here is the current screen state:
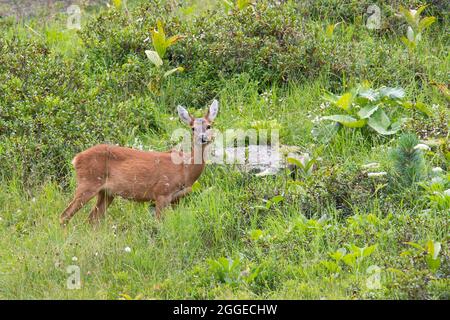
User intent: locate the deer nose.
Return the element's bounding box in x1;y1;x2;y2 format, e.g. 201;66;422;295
199;134;208;143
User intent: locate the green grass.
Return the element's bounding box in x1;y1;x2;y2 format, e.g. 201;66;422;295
0;1;448;299
0;81;448;299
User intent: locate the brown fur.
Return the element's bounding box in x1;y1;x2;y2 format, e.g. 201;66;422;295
60;102;218;226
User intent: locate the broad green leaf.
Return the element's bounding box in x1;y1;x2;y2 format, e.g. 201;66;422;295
249;229;263;241
163;66;184;78
321;261;340;273
330;248;347;261
271;195;284;204
336;92;353;111
357;105;379;119
414;101;432;116
419;16;436;31
363;245;377;257
145;50;163;67
358;88;379;101
408;26;416;42
415;5;428;20
322;115;366;128
404;241;424;251
287;157;304;169
325;23;339;39
401;36;416;50
166;35;183;46
367;109;401;135
426;255;441;272
378;87;405;100
342;253;357;267
151;20;168;58
426;240;441;260
399;6;416;27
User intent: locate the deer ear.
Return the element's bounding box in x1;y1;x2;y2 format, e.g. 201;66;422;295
206;99;219;122
177;105;192;125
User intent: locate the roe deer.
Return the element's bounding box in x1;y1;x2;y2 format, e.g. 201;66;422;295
59;100;219;226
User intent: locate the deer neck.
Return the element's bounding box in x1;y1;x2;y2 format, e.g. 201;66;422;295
182;143;207;186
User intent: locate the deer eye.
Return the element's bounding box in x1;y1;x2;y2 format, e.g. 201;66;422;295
206;125;211;130
192;128;195;131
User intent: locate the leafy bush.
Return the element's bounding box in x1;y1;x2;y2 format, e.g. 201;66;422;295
321;85;409;135
0;37;161;185
77;1;448;105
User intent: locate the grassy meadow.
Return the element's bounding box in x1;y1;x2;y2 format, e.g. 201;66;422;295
0;0;449;299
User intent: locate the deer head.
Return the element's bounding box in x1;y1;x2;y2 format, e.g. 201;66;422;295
177;99;219;146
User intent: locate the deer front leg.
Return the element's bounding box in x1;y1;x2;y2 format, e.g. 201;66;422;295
154;187;193;219
155;195;172;220
171;187;192;204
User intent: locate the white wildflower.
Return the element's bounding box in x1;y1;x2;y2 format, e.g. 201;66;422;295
124;247;132;253
413;143;430;151
432;167;444;174
444;189;450;197
72;256;78;262
367;172;387;178
431;176;444;184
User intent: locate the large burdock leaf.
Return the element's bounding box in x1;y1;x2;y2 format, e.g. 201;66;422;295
368;108;390;133
357;105;379;119
336;92;353;111
322;115;366;128
145;50;163;67
378;87;405;99
367;109;404;135
323;91;353;110
358;88;379;102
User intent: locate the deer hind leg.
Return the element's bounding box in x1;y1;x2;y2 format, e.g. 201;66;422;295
88;189;114;224
59;186;99;226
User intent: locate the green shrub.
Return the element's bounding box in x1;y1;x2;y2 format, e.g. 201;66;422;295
0;37;161;186
390;133;426;187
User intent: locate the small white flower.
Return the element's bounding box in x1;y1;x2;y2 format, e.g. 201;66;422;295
72;256;78;262
124;247;132;253
432;167;444;174
413;143;430;151
31;197;36;203
367;172;387;178
431;176;444;184
362;162;380;169
444;189;450;197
